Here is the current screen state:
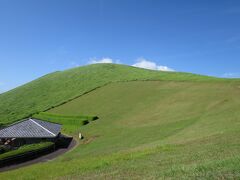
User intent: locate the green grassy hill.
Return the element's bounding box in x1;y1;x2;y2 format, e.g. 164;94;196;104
0;63;222;125
0;64;240;179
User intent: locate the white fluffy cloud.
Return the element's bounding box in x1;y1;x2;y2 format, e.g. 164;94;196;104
88;57;175;72
222;73;240;78
89;58;114;64
132;58;175;72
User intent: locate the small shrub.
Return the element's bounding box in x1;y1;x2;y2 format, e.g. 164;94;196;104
82;120;89;125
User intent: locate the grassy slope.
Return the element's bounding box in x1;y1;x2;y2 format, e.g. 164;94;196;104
1;80;240;179
0;63;224;125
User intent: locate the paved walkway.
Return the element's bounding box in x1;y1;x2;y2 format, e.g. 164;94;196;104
0;138;77;173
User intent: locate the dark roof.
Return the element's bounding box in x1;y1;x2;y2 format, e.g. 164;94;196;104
0;118;62;138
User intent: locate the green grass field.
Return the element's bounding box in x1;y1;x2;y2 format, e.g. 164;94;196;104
0;64;240;179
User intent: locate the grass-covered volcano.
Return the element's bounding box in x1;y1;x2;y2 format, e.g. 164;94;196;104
0;64;240;179
0;63;221;124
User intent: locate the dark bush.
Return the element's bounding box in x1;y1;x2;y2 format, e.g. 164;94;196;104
82;120;89;125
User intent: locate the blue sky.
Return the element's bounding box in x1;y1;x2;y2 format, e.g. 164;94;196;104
0;0;240;93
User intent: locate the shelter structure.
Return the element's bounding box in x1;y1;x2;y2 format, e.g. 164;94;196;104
0;118;62;147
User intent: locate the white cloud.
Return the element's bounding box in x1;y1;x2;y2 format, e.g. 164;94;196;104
157;65;175;71
87;57;174;72
89;57;114;64
222;73;240;78
132;58;175;72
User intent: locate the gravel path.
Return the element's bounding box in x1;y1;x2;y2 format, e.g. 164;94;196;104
0;138;77;173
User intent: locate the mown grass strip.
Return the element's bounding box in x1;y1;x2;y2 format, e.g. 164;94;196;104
32;112;98;134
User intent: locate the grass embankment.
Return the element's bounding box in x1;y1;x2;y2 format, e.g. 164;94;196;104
0;63;226;125
1;80;239;179
33;112;97;135
0;142;54;161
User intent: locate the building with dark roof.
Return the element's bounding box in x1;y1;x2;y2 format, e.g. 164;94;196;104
0;118;62;146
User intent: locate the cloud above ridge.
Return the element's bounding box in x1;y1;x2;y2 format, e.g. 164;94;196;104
89;57;115;64
88;57;175;72
132;58;175;71
222;72;240;78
